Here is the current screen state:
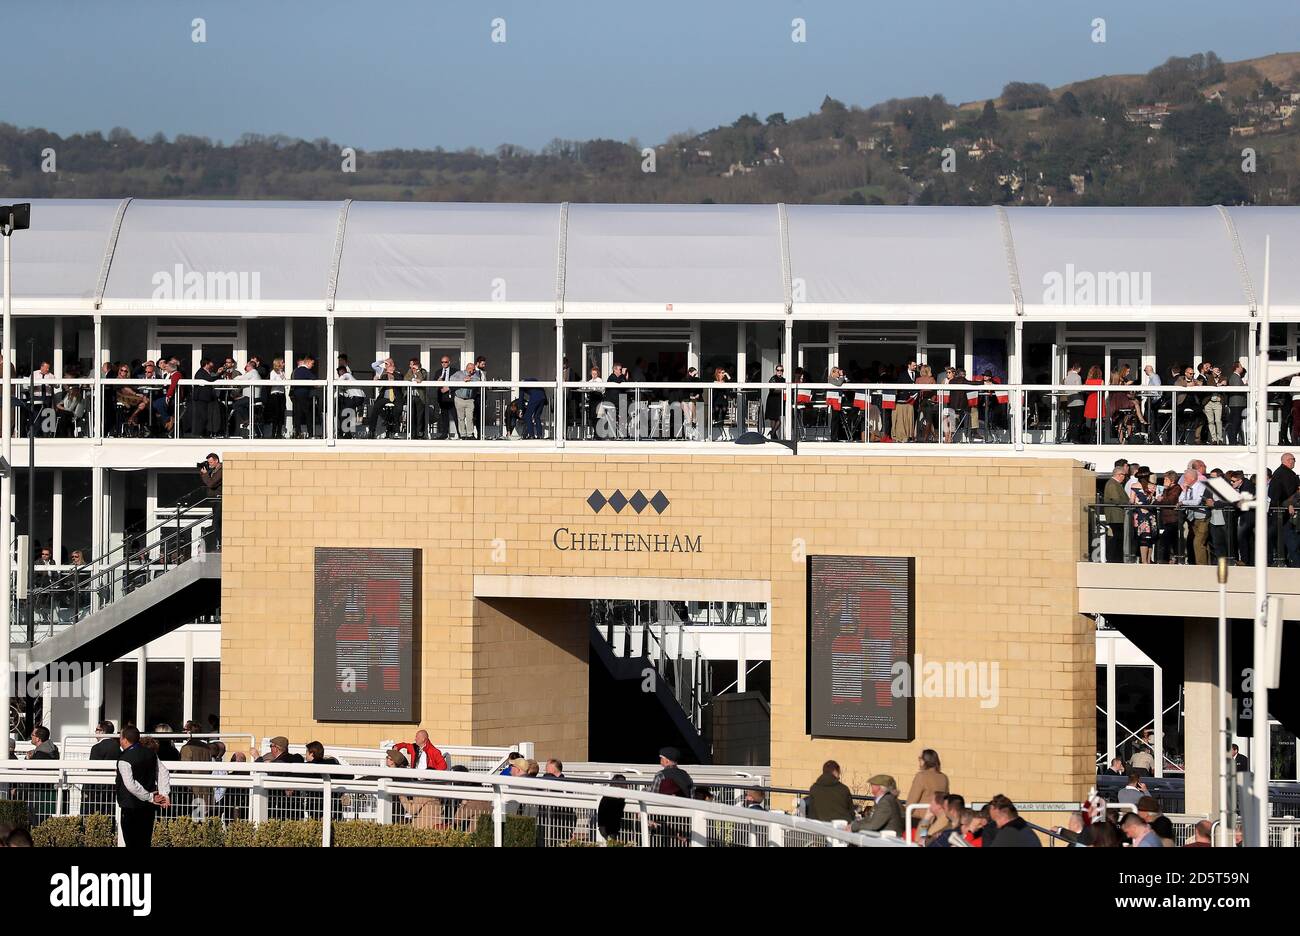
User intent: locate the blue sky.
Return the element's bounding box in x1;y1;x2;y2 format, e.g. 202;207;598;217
4;0;1297;151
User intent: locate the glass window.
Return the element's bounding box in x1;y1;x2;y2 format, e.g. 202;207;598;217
194;662;221;733
1202;323;1243;373
61;469;92;562
13;469;54;553
246;319;285;368
143;662;185;731
119;661;137;728
157;470;202;508
1156;324;1193;385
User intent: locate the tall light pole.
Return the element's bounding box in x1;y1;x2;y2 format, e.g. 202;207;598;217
1218;556;1230;846
1250;236;1272;845
1;203;30;761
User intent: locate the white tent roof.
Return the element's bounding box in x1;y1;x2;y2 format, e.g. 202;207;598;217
1224;207;1298;314
0;197;1290;319
0;198;123;311
334;202;560;317
1006;206;1251;319
100;199;341;313
786;205;1014;319
562;203;785;319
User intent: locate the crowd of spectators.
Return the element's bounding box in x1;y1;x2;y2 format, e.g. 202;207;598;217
1097;454;1300;566
1058;361;1246;447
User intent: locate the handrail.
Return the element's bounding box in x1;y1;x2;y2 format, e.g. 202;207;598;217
30;496;217;598
0;759;912;847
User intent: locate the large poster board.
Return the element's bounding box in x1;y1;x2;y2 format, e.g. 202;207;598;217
807;555;915;741
313;547;419;722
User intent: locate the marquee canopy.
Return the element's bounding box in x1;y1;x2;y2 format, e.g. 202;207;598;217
0;197;1290;319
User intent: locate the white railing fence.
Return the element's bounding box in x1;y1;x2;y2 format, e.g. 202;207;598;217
0;760;909;848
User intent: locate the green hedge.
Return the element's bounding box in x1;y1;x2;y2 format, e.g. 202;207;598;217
26;813;538;847
31;814;115;847
0;799;30;829
332;821;473;847
152;816;228;847
472;813;538;847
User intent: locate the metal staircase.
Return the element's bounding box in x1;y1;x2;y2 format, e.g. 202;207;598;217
589;600;711;764
11;497;222;670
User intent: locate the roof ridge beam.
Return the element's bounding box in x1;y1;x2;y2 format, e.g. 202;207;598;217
93;197;133;310
1216;205;1257;313
778;203;792;314
325;199;352;312
554;202;569;315
994;206;1024;315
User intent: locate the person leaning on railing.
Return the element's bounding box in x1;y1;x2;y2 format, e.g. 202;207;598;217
1177;468;1211;565
1101;461;1130;562
1155;471;1182;563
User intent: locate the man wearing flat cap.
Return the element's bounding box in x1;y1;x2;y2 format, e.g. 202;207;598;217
650;747;694;798
852;774;904;835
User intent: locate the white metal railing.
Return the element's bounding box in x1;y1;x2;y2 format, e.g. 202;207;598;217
0;759;910;848
904;800;1138;845
11;377;1296;450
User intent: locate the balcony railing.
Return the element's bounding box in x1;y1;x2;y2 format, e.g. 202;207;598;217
4;377;1293;449
1082;502;1300;566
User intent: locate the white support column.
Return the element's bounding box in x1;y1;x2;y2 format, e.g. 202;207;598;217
1012;319;1024;450
963;320;974;376
1153;663;1165;779
736;323;748;433
52;469;63;562
555;319;565;450
737;632;748;693
144;471;158;552
1193;321;1203;371
92;315;103;442
90;466;103;583
134;645;146;730
783;319;793;441
326;316;336;446
510;320;520;397
1106;630;1117;762
284;318;295;437
86;667;102;731
182;632;194;726
1248;320;1259;447
53;317;63;379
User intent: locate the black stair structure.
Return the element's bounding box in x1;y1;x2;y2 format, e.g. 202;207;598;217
588;601;711;765
12;499;221;672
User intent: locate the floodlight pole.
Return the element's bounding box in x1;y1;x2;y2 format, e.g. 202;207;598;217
1250;235;1272;846
1218;557;1230;846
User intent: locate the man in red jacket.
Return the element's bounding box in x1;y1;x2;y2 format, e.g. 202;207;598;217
393;730;448;772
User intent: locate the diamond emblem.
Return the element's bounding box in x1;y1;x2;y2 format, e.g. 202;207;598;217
587;490;607;513
629;490;649;514
608;490;628;513
650;490;670;514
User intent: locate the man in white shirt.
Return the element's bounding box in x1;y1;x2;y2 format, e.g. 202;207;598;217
1178;468;1210;564
1141;365;1162;432
335;365;366;437
231;360;261;435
